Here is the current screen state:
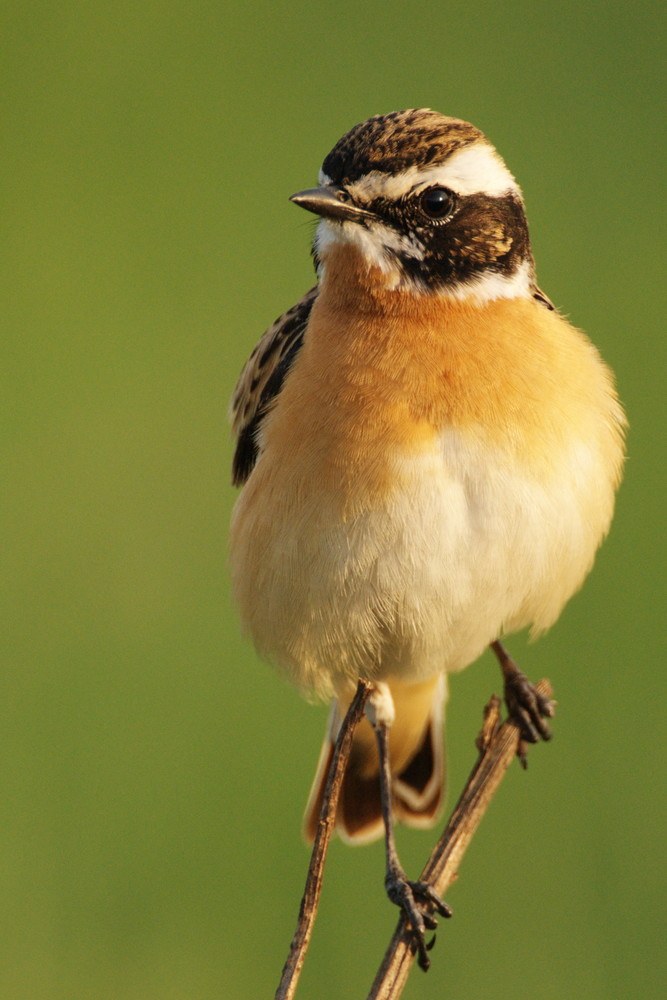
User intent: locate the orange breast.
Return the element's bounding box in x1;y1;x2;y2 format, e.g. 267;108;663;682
261;247;622;509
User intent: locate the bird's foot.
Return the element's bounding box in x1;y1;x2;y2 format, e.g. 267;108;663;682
504;665;555;748
491;642;555;764
385;867;452;971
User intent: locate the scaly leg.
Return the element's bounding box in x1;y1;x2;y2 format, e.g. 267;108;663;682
490;640;555;760
368;683;451;972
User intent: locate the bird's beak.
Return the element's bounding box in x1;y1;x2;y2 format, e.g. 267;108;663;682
290;187;375;223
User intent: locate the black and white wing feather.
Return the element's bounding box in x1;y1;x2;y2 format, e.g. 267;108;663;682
230;286;317;486
532;284;555;311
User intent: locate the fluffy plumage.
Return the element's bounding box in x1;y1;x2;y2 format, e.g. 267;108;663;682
229;110;626;844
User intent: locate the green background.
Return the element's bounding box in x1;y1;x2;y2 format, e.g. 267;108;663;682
2;2;665;998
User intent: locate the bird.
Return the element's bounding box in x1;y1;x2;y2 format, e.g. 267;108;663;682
228;109;626;968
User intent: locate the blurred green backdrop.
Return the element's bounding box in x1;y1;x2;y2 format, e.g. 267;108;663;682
2;2;665;998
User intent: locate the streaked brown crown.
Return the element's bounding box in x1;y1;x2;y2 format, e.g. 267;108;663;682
321;109;484;185
307;109;542;298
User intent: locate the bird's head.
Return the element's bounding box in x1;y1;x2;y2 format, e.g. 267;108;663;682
290;109;535;304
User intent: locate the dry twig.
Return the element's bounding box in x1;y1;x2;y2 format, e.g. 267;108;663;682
275;679;372;1000
366;679;554;1000
274;678;553;1000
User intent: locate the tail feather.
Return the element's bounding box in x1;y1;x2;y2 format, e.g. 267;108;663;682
303;675;446;845
394;698;445;829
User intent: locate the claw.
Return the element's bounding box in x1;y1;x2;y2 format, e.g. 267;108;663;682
415;880;452;919
372;704;452;972
386;871;451;971
491;641;555;752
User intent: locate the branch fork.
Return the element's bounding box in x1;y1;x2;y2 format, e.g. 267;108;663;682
275;678;554;1000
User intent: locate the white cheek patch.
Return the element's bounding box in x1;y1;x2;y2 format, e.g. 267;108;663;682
349;142;519;202
314;218;532;304
439;258;533;305
314;217;424;285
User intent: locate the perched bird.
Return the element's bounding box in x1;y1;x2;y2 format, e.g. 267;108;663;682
229;109;625;967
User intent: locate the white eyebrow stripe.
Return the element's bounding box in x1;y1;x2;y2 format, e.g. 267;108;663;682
349;142;520;201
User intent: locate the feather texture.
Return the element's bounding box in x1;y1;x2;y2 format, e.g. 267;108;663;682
303;676;446;844
230;286;317;485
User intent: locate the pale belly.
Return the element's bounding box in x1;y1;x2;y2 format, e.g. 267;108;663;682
230;428;614;698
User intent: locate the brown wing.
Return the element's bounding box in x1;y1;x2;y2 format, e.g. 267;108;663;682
230;286;318;486
532;283;556;311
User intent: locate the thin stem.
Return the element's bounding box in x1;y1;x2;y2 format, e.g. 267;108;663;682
275;678;372;1000
366;679;554;1000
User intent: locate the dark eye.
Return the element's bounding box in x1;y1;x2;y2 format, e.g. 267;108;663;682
420;187;454;220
